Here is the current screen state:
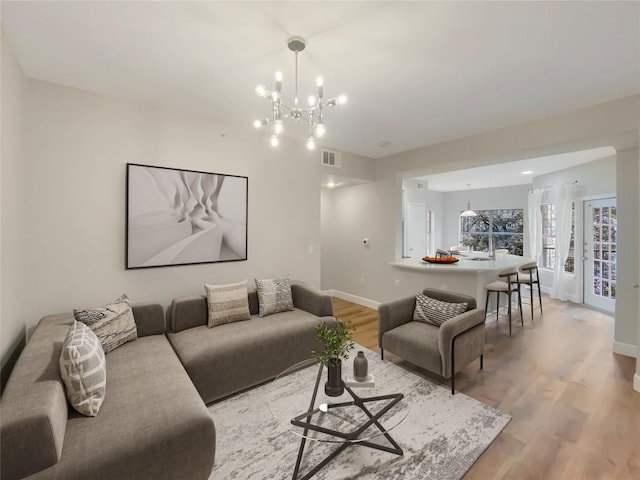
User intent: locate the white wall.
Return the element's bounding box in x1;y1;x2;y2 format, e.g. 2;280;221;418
4;77;324;348
1;31;27;388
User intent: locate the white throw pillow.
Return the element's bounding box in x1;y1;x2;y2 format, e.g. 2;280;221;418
59;321;107;417
205;280;251;327
413;293;468;327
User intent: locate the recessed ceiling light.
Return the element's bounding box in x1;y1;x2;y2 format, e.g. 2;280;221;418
327;182;336;188
376;141;390;148
521;170;533;175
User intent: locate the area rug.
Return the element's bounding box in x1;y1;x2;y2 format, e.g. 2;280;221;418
208;347;509;479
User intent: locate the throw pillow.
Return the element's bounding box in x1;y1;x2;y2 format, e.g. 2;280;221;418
413;293;468;327
59;321;107;417
204;280;251;328
73;294;138;354
255;277;295;318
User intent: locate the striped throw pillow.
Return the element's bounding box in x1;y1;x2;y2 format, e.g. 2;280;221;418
413;293;468;327
255;277;295;318
74;295;138;354
205;280;251;327
59;321;107;417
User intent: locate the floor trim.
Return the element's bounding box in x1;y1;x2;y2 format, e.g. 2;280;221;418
325;290;381;310
634;374;640;394
613;341;638;359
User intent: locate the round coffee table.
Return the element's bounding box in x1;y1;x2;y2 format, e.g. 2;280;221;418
267;351;410;479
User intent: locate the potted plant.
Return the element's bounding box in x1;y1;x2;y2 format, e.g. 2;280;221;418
312;319;355;396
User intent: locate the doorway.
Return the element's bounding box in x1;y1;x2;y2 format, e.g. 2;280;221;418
407;202;426;259
583;197;616;313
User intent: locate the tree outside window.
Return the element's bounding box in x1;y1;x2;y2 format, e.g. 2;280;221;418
460;209;524;255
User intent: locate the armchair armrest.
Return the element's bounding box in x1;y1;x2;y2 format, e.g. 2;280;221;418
438;308;486;377
291;281;334;317
377;296;417;349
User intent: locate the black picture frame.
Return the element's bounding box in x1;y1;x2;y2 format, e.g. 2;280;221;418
126;163;248;269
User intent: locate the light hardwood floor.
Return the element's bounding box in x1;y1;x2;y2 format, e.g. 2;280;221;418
332;295;640;479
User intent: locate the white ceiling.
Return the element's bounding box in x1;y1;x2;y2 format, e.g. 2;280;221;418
2;2;639;159
415;146;616;192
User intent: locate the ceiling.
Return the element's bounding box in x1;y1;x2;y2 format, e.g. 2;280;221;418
2;2;639;159
415;146;616;192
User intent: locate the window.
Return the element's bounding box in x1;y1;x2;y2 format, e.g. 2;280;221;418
541;203;575;272
460;209;524;255
541;204;556;269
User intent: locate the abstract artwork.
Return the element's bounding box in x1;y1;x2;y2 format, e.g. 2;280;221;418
126;163;247;269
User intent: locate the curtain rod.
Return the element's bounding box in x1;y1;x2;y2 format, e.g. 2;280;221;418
530;180;579;192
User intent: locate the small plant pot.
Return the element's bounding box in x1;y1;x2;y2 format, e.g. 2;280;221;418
324;360;344;397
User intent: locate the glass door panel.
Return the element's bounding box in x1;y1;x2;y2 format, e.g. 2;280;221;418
584;198;616;313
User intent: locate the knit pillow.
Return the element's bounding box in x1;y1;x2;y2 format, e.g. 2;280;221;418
255;277;294;317
74;295;138;354
59;321;107;416
413;293;468;327
205;280;251;327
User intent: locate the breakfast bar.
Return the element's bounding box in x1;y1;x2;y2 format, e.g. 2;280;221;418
389;253;533;313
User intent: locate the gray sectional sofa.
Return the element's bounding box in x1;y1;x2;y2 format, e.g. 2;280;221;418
1;304;216;480
166;281;336;404
1;281;335;479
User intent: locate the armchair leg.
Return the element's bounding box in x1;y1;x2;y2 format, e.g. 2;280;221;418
451;335;456;395
480;354;484;370
381;348;384;360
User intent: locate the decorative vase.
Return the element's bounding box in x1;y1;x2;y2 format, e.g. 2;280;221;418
353;351;368;381
324;359;344;397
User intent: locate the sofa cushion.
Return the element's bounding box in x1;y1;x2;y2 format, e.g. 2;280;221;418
167;310;335;403
382;321;442;374
74;295;138;353
205;280;250;327
59;321;107;417
413;292;468;327
255;277;294;317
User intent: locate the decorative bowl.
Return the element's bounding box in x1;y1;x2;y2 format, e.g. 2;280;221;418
422;256;460;264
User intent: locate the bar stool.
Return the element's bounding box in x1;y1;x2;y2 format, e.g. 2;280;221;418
484;266;523;335
518;261;542;319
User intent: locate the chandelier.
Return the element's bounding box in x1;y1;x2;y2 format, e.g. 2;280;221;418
253;36;347;150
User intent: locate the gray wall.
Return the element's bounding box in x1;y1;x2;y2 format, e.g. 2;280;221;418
615;149;639;352
0;37;325;372
1;31;27;388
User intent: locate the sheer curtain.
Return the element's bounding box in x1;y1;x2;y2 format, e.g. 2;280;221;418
527;188;544;260
551;184;574;300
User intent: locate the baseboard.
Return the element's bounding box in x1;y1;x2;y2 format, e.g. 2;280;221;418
634;374;640;394
612;341;638;358
325;290;380;310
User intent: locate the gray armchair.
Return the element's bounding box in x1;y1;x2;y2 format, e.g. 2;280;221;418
378;288;485;394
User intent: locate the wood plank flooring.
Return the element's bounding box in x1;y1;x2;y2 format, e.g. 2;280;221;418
332;295;640;479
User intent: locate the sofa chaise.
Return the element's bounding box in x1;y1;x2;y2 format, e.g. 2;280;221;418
1;304;215;480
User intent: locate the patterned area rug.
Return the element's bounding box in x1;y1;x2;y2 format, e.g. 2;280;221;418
208;347;509;479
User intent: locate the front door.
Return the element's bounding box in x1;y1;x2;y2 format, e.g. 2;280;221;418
583;198;616;313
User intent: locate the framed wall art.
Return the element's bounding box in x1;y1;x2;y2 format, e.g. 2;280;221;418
126;163;248;269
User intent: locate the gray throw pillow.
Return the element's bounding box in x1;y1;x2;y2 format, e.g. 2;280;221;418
413;292;468;327
59;321;107;417
205;280;251;327
255;277;295;317
74;295;138;354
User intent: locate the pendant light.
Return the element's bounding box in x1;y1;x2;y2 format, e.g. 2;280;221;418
460;184;477;217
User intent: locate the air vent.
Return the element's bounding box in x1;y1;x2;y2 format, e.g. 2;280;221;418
321;149;342;168
417;182;425;190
